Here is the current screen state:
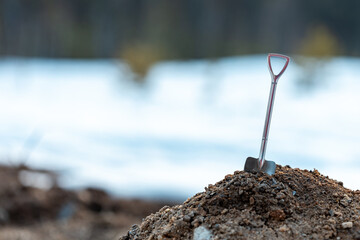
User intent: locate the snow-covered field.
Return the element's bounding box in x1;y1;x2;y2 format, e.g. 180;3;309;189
0;55;359;200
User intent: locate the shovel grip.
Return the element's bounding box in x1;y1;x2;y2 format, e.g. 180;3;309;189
268;53;290;83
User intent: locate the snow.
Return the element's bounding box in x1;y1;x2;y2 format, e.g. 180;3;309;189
0;55;359;200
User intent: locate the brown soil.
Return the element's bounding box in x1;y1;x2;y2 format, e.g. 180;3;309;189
0;164;175;240
120;165;360;240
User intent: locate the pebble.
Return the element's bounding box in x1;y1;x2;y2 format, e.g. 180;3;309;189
323;225;332;231
199;208;207;216
271;178;277;185
340;194;352;207
279;225;289;232
221;209;228;214
159;206;170;212
313;169;320;175
276;192;286;199
161;225;172;235
191;220;200;228
341;221;353;229
225;174;233;180
269;209;286;221
193;226;213;240
191;217;204;227
258;183;269;192
128;225;139;236
334;211;342;217
327;218;336;225
183;215;191;222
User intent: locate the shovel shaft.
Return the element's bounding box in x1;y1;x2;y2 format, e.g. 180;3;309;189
258;53;289;169
258;80;277;168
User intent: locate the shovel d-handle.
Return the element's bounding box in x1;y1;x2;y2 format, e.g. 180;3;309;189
258;53;290;169
268;53;290;83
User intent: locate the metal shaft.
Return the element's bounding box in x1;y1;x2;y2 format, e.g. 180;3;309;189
258;78;278;169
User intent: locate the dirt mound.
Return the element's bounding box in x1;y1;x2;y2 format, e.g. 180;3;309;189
120;165;360;240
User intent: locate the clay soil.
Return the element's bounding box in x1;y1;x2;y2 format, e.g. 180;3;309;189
121;165;360;240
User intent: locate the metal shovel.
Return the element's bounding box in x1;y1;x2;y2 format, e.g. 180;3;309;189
244;53;290;175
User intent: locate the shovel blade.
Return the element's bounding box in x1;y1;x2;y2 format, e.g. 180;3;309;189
244;157;276;175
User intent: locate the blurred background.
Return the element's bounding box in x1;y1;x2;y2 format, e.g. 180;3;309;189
1;0;360;201
2;1;360;238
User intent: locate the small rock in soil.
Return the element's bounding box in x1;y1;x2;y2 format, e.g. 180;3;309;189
342;221;353;229
269;209;286;221
340;194;352;207
193;226;212;240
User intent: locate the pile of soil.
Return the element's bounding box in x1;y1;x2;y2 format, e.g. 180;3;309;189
0;164;174;240
121;165;360;240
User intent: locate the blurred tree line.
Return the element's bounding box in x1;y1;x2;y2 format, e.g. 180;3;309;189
0;0;359;61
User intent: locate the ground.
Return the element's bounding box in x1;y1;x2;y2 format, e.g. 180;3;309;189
0;164;174;240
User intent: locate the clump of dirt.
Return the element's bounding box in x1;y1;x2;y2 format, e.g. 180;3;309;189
120;165;360;240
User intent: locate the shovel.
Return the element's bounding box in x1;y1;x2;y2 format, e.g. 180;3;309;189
244;53;290;175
